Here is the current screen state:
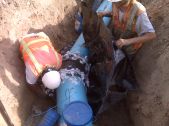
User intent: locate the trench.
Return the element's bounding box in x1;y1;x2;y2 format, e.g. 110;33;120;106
0;0;159;126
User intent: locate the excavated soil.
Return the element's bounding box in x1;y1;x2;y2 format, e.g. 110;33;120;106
0;0;169;126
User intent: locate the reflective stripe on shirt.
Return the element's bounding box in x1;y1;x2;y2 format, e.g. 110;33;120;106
118;10;155;36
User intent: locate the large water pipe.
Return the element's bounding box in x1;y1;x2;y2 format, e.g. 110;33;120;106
56;1;112;126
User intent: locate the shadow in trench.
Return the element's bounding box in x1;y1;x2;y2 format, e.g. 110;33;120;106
95;100;134;126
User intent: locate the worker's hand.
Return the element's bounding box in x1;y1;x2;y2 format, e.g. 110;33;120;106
115;39;129;48
97;12;105;17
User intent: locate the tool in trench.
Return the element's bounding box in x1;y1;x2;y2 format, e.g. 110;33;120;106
0;100;14;126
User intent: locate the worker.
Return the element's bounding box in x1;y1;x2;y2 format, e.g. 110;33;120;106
86;0;157;114
97;0;156;57
19;32;62;99
95;0;157;103
97;0;156;86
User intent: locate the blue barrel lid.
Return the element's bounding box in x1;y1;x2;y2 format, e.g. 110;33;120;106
62;101;93;126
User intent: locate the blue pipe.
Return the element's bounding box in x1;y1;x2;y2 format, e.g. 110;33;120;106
70;33;88;57
96;0;112;26
38;109;60;126
92;0;103;11
57;1;112;126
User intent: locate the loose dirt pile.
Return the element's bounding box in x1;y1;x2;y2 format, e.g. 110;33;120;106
0;0;169;126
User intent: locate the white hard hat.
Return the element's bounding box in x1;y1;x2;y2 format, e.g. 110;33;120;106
42;71;61;89
108;0;122;2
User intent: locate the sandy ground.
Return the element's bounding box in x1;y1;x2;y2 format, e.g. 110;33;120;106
0;0;169;126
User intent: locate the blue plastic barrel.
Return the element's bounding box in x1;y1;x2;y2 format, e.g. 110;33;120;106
63;101;93;126
38;109;60;126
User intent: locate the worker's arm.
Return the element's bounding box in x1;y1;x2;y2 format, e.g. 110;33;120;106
115;7;157;48
97;11;112;17
115;32;156;48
